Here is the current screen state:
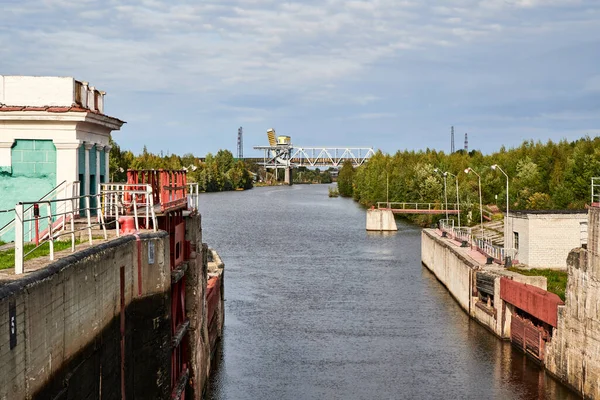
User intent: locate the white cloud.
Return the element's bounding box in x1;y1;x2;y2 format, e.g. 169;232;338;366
0;0;598;154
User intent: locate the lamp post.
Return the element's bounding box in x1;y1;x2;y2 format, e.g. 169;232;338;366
491;164;510;257
464;167;484;238
444;171;460;229
433;168;448;220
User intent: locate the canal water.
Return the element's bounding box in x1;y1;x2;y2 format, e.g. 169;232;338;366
201;184;579;400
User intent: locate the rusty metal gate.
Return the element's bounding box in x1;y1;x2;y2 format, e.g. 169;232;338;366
510;314;544;362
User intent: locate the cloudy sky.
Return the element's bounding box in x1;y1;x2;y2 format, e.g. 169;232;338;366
1;0;599;157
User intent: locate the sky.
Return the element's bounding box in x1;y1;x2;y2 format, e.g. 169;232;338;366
1;0;599;157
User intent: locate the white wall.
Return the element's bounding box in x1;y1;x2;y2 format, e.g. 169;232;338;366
510;215;530;265
0;76;75;107
528;214;586;269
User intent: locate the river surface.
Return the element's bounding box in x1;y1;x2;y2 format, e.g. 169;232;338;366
200;184;579;400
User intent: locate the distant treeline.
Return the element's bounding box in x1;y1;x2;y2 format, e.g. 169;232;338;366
293;167;333;184
337;136;600;224
109;140;253;192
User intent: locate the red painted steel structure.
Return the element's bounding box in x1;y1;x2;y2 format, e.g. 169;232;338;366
126;169;188;213
500;277;564;327
206;276;221;351
126;169;191;399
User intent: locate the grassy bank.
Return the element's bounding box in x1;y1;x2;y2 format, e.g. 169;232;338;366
507;267;568;301
0;240;78;270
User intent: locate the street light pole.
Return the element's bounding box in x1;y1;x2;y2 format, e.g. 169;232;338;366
491;164;510;255
433;168;448;220
465;167;484;238
445;171;460;229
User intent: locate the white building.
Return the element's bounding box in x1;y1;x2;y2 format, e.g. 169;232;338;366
0;76;125;240
505;210;588;269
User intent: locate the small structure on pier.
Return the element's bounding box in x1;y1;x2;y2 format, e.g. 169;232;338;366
505;210;587;269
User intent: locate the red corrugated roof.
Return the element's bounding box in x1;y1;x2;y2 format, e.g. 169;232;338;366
500;277;564;327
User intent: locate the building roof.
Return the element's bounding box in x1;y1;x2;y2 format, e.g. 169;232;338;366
510;209;587;216
0;104;125;125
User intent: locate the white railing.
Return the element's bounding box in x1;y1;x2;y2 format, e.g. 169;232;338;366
439;219;454;231
592;177;600;205
474;238;509;263
377;202;459;211
6;183;159;275
438;222;515;264
187;182;199;212
453;227;473;244
0;180;79;243
14;193;106;275
99;183;157;234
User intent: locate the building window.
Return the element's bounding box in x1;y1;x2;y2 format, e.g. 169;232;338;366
513;232;519;250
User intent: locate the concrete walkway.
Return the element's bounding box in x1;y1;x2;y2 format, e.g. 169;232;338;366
429;228;546;287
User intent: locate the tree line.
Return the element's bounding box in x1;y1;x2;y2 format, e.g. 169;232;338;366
337;136;600;225
109;140;254;192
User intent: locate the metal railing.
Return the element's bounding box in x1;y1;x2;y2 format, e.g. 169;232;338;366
473;238;507;262
100;183;158;234
439;222;514;265
187;182;199;212
7;183;160;275
0;180;79;242
14;193;106;274
592;177;600;206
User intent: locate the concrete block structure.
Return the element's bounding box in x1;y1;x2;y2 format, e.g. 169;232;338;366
545;206;600;399
366;209;397;231
0;76;125;240
505;210;587;269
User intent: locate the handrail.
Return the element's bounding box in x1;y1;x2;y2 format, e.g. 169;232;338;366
438;223;514;264
187;182;199;212
377;202;459;210
14;192;106;274
592;177;600;206
10;183;159;275
0;180;69;239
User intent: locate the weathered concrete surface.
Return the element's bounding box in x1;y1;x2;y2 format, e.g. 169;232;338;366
421;229;547;339
0;211;226;399
366;209;397;231
184;214;225;400
545;207;600;399
0;232;172;399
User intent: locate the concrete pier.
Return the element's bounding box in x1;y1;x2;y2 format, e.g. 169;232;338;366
366;209;398;231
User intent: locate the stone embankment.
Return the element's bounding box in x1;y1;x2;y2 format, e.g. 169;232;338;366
422;206;600;399
0;213;224;399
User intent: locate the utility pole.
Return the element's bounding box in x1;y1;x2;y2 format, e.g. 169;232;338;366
237;127;243;159
451;126;455;153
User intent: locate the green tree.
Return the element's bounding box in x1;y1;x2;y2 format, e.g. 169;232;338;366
337;160;355;197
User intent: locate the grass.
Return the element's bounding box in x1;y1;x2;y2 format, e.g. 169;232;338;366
507;267;568;301
0;240;80;270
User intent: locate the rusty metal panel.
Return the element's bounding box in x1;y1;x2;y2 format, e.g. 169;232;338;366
525;324;541;359
511;316;524;350
500;277;564;327
174;222;185;268
476;272;495;295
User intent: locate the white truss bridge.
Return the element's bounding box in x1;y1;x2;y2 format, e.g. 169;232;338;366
253;145;375;169
289;147;375;167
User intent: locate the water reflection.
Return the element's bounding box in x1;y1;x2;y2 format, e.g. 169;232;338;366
201;185;579;400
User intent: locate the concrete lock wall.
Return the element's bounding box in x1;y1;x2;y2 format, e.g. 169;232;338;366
421;230;474;313
0;232;172;399
421;230;549;339
545;207;600;399
0;212;224;400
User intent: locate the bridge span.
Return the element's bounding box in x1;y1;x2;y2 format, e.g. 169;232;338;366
377;202;460;215
252;128;375;184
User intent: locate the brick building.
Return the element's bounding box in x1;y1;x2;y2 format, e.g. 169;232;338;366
505;210;587;269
